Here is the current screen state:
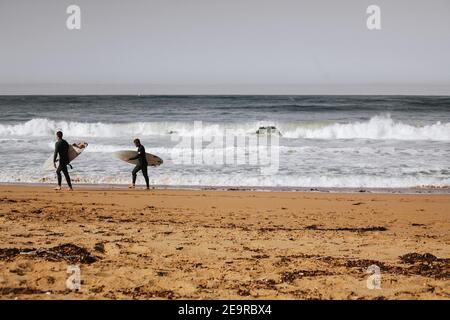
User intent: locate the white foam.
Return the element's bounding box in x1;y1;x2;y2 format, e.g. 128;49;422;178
1;172;448;188
1;115;449;141
281;115;450;140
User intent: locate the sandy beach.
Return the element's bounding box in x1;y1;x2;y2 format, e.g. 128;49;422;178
0;185;449;300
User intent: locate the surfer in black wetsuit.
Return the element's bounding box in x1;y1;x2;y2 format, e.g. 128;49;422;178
128;138;150;189
53;131;73;191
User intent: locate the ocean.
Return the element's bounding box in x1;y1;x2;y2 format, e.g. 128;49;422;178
0;95;449;189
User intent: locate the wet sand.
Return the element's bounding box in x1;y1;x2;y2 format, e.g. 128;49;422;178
0;185;449;300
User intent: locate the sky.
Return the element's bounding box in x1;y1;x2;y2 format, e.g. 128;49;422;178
0;0;449;95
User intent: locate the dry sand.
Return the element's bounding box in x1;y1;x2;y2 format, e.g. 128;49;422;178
0;185;449;300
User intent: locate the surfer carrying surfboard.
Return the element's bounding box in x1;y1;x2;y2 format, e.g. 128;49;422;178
53;131;73;191
128;138;150;190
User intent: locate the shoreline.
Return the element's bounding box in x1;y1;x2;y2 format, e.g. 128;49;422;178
1;182;449;194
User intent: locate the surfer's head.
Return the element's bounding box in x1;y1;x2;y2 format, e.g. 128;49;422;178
133;138;141;147
56;131;63;140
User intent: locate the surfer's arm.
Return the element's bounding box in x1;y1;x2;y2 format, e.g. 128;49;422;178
128;154;140;161
53;142;59;163
129;146;144;161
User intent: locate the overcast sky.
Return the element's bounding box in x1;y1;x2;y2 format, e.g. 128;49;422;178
0;0;449;94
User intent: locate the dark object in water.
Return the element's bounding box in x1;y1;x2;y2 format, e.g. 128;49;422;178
256;126;282;136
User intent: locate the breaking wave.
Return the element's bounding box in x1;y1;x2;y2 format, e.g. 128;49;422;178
0;115;449;141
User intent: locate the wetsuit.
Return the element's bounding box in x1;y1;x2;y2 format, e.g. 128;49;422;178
130;145;149;188
54;139;72;188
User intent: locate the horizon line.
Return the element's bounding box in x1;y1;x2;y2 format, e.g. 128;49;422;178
1;83;450;96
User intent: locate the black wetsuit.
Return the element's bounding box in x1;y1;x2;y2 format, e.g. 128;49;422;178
54;139;72;188
130;145;149;188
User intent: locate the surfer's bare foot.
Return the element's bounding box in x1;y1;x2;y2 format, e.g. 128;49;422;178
66;188;73;191
128;185;135;189
53;186;61;191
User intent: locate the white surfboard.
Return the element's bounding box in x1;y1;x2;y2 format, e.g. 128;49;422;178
43;142;88;171
113;150;163;167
